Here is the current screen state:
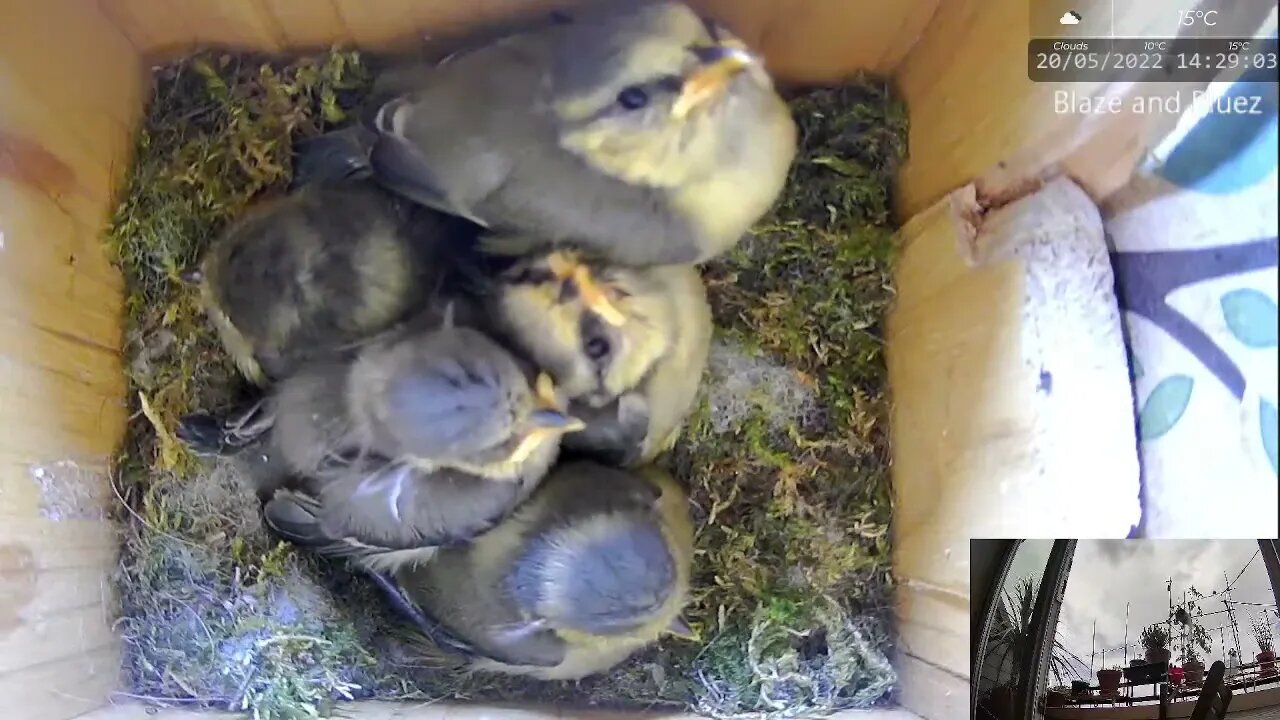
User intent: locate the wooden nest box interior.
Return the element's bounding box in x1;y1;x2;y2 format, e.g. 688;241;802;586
2;0;1259;718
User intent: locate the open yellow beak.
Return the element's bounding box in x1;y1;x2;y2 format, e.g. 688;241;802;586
544;252;627;327
672;45;757;119
573;266;626;327
508;379;586;464
534;372;561;408
531;372;586;427
545;250;583;280
508;419;585;465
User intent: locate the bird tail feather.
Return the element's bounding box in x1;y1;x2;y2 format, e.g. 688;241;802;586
262;488;329;546
290;126;376;190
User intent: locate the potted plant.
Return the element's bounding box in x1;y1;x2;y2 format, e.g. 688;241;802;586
1172;588;1212;687
986;683;1016;720
1047;685;1071;707
1098;666;1124;696
1125;651;1165;684
1183;645;1205;687
1253;617;1276;677
1071;679;1090;698
979;574;1087;716
1140;623;1172;664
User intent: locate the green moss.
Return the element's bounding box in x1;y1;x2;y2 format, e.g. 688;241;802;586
107;48;371;474
108;49;903;719
109;49;385;720
666;76;906;717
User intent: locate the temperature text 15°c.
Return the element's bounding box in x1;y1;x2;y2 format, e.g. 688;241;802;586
1178;10;1219;26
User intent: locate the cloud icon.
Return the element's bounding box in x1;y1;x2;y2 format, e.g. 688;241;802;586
1059;11;1082;25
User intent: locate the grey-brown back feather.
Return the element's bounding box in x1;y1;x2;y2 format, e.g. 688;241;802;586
260;325;557;569
261;460;539;570
202;182;473;383
367;4;736;266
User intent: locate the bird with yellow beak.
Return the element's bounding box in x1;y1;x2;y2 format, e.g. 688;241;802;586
466;247;712;467
177;322;586;570
373;461;696;679
364;0;797;267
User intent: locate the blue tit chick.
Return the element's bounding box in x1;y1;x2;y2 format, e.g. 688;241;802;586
482;249;712;466
364;0;796;267
378;460;695;679
190;181;478;387
266;322;583;486
179;323;584;570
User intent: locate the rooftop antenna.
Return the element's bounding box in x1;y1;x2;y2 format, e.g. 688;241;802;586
1091;619;1097;676
1181;589;1189;664
1224;571;1243;656
1124;601;1130;667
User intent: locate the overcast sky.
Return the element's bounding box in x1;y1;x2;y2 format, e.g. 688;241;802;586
1001;541;1279;680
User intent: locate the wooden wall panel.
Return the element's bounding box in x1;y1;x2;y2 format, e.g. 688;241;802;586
0;84;111;230
0;415;122;474
0;1;142;126
893;652;967;720
888;180;1142;719
331;0;511;50
0;646;121;720
0;4;136;719
889;207;1029;581
0;181;124;329
0;0;142;212
0;377;125;455
887;198;1028;719
99;0;943;83
889;180;1140;541
0;519;120;718
97;0;194;57
737;0;941;83
181;0;287;51
0;311;123;390
261;0;354;49
0;594;118;675
0;456;113;524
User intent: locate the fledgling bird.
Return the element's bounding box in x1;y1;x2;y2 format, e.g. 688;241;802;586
270;322;582;483
364;0;797;266
188;181;478;387
179;323;585;569
375;460;695;679
180;235;699;470
483;250;712;465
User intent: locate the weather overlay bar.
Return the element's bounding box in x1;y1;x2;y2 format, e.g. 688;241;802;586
1028;37;1279;82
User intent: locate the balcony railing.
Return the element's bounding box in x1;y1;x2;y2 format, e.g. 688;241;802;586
1055;657;1280;708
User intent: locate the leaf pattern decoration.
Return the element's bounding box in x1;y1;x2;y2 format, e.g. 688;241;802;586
1221;288;1278;349
1139;375;1195;441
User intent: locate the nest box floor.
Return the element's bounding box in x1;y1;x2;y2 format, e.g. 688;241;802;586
106;48;906;720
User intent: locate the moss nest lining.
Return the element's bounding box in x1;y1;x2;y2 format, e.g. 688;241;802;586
108;48;906;720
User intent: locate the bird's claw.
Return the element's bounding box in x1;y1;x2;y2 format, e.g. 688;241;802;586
175;413;235;456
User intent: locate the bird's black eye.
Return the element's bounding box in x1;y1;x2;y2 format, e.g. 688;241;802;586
616;86;650;110
657;75;683;93
508;267;556;285
699;15;723;42
584;336;611;361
